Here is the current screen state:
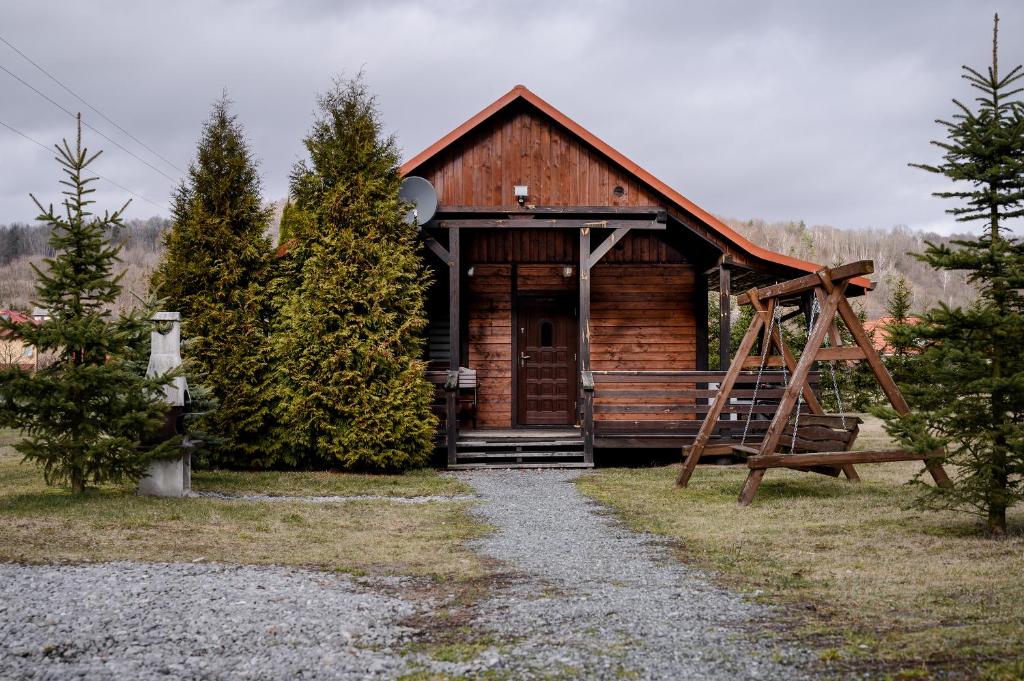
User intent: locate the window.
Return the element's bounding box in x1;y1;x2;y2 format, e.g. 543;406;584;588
540;321;553;347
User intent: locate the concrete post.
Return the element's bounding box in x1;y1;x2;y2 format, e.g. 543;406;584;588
138;311;191;497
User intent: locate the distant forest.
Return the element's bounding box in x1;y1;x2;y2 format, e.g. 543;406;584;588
0;214;976;318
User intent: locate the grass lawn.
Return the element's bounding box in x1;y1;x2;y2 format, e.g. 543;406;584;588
578;416;1024;679
0;429;486;579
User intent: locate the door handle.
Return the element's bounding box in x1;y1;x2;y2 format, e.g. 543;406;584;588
519;351;531;368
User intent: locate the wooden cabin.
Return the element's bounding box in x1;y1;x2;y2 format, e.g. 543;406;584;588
404;85;870;468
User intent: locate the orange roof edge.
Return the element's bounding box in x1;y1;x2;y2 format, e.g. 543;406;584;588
401;85;873;291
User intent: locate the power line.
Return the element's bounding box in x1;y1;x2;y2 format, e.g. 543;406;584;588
0;32;185;175
0;117;168;212
0;61;179;184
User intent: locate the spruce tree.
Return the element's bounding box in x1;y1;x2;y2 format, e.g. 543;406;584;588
271;75;435;470
0;118;173;494
880;274;918;386
882;15;1024;534
150;97;274;466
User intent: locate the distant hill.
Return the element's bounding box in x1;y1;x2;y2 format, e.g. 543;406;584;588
723;218;977;318
0;213;977;319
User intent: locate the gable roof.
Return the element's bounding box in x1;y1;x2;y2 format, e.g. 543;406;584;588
401;85;872;290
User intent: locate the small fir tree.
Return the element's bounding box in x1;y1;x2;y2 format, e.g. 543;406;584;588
881;15;1024;535
0;118;173;493
150;97;274;466
271;75;436;470
880;274;919;386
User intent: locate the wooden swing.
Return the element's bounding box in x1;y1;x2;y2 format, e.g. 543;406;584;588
676;260;953;505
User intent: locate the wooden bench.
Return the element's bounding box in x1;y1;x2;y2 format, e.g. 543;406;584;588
737;447;948;506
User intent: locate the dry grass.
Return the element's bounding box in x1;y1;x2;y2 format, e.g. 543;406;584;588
578;416;1024;678
191;468;471;498
0;430;487;579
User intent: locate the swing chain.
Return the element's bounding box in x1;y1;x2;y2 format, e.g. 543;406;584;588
741;303;783;446
792;296;848;453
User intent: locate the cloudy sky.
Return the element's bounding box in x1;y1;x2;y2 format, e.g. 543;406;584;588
1;1;1020;234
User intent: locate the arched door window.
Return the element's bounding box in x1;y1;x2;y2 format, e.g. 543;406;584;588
540;320;554;347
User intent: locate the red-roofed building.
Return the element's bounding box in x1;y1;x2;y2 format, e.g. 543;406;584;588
0;310;38;371
400;85;875;465
862;316;921;355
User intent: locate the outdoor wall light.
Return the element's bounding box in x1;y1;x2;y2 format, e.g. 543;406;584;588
562;266;573;278
467;266;475;277
514;185;528;205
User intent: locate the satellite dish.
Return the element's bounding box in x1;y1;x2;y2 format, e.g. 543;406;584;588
398;176;437;226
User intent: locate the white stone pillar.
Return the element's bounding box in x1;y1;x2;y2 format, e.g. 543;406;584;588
138;311;191;497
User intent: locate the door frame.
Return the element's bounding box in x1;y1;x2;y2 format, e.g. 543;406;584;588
512;291;579;427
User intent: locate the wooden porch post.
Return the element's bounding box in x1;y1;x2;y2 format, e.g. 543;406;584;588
719;264;732;371
579;226;594;464
446;228;460;467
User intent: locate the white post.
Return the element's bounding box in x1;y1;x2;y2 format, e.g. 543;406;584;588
138;311;191;497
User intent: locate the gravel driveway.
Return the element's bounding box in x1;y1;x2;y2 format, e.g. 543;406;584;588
449;469;809;679
1;469;809;680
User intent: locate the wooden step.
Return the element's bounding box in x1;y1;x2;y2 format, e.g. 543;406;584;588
456;450;585;459
456;439;584;449
448;461;594;470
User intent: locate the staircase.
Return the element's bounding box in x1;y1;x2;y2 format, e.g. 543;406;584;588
450;428;591;469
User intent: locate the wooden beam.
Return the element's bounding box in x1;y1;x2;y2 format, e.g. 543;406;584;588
747;449;932;468
424;236;449;262
430;218;666;230
816;346;867;361
435;205;667;217
719;265;731;371
446;228;460;467
588;225;631;268
735;261;874;306
580;227;593;465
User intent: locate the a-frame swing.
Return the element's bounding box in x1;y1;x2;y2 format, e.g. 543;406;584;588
676;260;953;506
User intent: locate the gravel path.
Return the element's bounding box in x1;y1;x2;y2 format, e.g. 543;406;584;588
1;470;810;680
447;469;810;679
0;562;419;680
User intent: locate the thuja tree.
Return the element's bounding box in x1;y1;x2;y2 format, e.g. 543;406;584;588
882;15;1024;535
150;97;275;466
271;76;435;470
0;119;173;493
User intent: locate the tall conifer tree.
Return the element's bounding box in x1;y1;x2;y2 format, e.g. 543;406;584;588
0;119;172;493
150;97;274;465
271;75;435;470
882;15;1024;534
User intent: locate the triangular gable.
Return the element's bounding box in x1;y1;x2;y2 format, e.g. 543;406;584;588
401;85;871;290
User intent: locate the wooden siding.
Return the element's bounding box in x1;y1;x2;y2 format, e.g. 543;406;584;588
591;264;697;422
416;102;665;208
466;264;513;428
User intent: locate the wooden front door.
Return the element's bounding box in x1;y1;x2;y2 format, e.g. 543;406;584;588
516;297;578;426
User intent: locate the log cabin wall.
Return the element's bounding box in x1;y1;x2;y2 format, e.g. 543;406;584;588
415;101;664;208
416;101;701;430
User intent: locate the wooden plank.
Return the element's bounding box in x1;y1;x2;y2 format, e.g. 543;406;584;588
747;449;931;468
735;261;874;306
435;205;666;216
433;218;666;230
424;236;449;262
816;346;867;361
588;225;632;268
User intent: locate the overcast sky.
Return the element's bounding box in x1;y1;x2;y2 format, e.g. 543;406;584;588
1;1;1021;234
